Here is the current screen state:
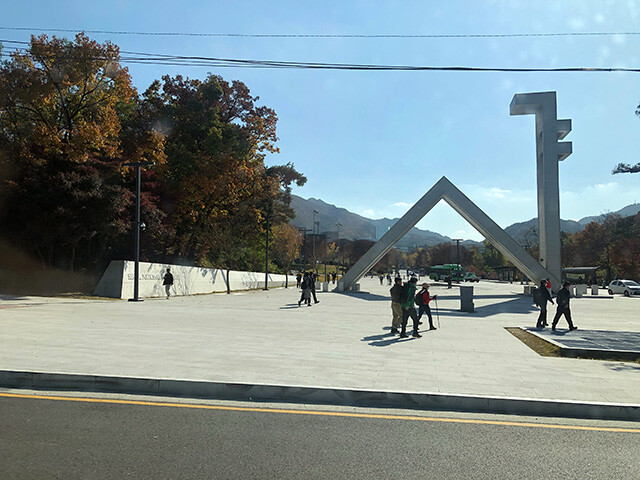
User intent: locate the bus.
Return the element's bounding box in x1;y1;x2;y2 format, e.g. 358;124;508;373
428;264;464;282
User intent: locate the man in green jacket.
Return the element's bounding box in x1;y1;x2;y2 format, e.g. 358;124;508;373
400;277;421;338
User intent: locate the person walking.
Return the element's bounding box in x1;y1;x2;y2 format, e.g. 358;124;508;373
415;283;437;331
163;268;174;299
400;277;421;338
551;281;577;331
535;279;554;328
298;272;312;307
296;272;302;288
310;272;319;304
389;277;404;335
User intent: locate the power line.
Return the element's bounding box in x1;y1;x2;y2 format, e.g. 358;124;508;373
1;26;640;39
2;40;639;73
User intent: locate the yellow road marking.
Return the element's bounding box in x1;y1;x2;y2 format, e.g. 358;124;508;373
1;392;638;433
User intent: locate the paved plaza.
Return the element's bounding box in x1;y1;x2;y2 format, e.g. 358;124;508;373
1;278;639;410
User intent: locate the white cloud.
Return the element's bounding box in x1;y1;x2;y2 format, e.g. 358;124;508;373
392;202;409;207
360;209;376;217
598;46;611;64
612;34;626;45
483;187;511;199
568;17;587;29
562;181;640;220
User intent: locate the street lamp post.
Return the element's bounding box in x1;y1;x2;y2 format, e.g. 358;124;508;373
123;161;155;302
336;222;342;276
452;238;462;282
312;210;318;265
263;207;270;291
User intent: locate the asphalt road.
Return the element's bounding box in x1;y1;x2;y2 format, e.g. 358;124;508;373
2;392;639;480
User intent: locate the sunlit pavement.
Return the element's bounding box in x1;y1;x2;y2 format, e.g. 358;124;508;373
0;277;638;405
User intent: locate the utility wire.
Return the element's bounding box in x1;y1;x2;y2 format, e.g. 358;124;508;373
1;26;640;39
1;39;638;73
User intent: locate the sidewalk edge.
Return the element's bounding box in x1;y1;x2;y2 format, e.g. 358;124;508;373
1;370;638;422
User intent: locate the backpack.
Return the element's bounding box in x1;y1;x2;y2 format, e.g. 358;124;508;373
414;291;424;306
533;287;542;306
400;283;410;304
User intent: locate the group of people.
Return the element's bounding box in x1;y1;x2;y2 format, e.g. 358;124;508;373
296;272;337;287
534;279;578;331
297;272;320;307
389;276;438;338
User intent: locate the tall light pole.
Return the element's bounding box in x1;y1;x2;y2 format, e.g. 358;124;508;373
312;209;319;265
263;204;271;291
452;238;462;281
123;161;155;302
336;222;342;275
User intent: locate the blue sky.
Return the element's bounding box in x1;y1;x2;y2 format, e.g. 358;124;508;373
4;1;640;240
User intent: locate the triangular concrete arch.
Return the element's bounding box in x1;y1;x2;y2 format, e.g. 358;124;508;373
337;176;558;291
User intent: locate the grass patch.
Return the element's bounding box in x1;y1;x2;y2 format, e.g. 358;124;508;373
505;327;563;358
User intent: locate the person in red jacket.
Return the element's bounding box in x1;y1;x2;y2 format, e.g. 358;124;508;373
415;283;437;331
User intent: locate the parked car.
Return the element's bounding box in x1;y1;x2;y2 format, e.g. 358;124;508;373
607;280;640;297
464;272;480;282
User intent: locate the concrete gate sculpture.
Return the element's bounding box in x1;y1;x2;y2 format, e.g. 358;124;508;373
337;91;571;292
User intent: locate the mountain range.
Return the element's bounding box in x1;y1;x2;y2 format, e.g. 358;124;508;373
289;194;640;248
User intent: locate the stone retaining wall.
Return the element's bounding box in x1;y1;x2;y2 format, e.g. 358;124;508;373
93;260;295;299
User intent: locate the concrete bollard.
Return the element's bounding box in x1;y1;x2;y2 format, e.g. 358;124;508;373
322;282;329;292
460;285;474;312
591;285;598;295
576;284;587;296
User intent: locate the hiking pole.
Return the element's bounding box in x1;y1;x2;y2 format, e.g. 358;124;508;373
435;297;440;329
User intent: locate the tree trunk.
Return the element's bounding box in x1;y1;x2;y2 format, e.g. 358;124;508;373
226;268;231;294
70;242;76;272
36;246;46;270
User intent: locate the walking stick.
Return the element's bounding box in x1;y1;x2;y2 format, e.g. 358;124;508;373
435;297;440;329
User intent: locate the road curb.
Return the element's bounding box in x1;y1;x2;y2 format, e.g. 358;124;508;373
1;369;639;421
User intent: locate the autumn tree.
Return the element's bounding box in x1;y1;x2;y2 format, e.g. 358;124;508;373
0;33;163;271
141;74;305;269
271;223;302;285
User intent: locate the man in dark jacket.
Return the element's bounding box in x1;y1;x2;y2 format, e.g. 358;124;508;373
163;268;174;299
389;277;403;334
310;272;319;304
400;277;421;338
551;281;577;331
535;279;554;328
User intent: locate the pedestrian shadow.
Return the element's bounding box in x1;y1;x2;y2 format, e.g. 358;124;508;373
549;330;571;336
280;303;305;310
335;291;390;302
605;363;640;371
362;332;416;347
